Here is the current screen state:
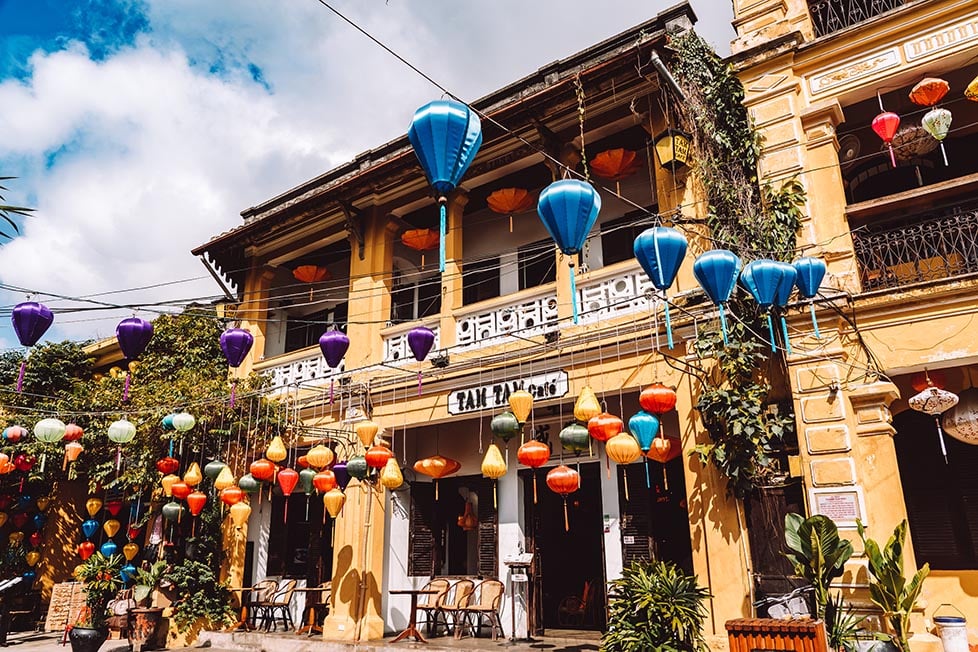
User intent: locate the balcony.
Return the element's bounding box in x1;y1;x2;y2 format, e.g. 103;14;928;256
256;346;346;394
852;200;978;292
455;286;559;351
807;0;903;38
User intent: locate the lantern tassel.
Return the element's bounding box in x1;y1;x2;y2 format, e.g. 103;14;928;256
509;214;513;233
39;453;45;473
623;467;630;501
570;264;580;325
663;464;669;491
940;142;949;167
284;500;289;523
63;451;68;472
935;416;949;464
329;379;334;405
780;315;792;356
644;458;650;489
438;199;447;274
116;447;122;473
435;480;439;501
123;370;131;402
305;497;310;522
533;473;538;504
563;498;569;532
718;304;729;346
766;313;777;353
417;370;423;397
230;380;237;408
888;144;896;168
809;302;821;339
16;360;26;393
664;302;674;349
493;482;497;509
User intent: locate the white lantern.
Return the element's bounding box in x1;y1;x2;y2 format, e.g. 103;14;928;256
107;419;137;444
172;412;196;432
942;388;978;445
33;418;66;443
909;385;959;462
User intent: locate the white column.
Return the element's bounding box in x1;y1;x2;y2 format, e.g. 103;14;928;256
383;488;414;634
248;494;273;582
599;455;624;583
496;468;526;639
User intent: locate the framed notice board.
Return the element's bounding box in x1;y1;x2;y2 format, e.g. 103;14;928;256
44;581;85;632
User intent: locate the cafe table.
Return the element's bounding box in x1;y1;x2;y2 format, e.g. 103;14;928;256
293;586;330;636
228;587;257;632
388;589;439;644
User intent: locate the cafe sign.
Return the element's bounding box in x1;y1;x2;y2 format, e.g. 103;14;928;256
448;370;569;416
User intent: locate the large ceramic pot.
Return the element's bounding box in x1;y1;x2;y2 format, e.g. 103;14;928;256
68;626;108;652
128;607;164;652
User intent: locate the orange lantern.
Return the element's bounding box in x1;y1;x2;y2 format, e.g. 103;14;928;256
250;458;276;482
365;445;393;470
170;482;191;501
967;74;978;102
487;187;535;232
413;455;461;500
908;77;950;107
354;420;380;448
639;383;677;415
401;229;440;268
186;491;207;517
517;440;549;504
588;412;623;443
161;474;179;497
64;441;83;469
229;501;252;529
313;470;337;493
546;465;580;531
293;265;330;301
306;445;334;469
646;434;682;490
606;432;642;500
590;148;642;193
220;487;245;506
323;488;346;518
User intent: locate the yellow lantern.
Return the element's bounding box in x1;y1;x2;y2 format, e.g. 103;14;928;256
8;532;23;546
0;513;7;528
73;564;85;581
85;497;102;518
574;386;601;423
25;551;40;567
606;433;642;500
266;435;287;463
161;474;179;497
481;443;507;508
103;519;121;538
123;543;139;561
306;445;334;469
229;501;252;529
214;466;235;491
354;420;379;448
35;497;50;512
379;458;404;491
323;488;346;518
509;390;534;425
183;462;203;487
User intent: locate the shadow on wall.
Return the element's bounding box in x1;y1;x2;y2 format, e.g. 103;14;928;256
39;480;90;602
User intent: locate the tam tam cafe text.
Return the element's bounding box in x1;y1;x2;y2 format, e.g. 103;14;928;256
448;371;569;415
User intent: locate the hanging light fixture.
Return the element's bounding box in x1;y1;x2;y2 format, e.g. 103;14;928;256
456;500;478;531
942;387;978;445
517;440;550;503
908;379;959;463
413;455;461;500
634;227;688;349
481;443;507;508
871;111;901;168
693;250;742;346
653;129;692;173
546;465;580;532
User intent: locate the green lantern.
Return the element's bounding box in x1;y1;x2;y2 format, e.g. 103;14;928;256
559;423;590;455
204;460;227;480
238;474;261;494
161;502;186;523
347;455;369;480
491;411;521;443
299;468;317;495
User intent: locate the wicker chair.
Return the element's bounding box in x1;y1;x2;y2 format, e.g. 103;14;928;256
434;579;474;637
244;579;278;629
417;578;450;636
298;581;330;636
259;579;297;631
455;579;504;640
557;580;594;628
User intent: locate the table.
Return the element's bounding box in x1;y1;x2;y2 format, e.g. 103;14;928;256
228;587;256;632
389;589;438;644
293;587;329;636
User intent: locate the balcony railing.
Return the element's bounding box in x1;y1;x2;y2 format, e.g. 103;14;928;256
807;0;903;38
578;263;658;325
852;202;978;291
383;323;441;364
257;347;345;393
455;288;559;350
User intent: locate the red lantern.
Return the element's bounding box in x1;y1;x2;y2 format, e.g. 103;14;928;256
127;525;142;541
156;457;180;474
105;500;123;517
78;541;95;561
63;424;84;442
587;412;623;443
872;111;901;168
911;370;947;392
313;470;337;493
546;465;580;532
29;532;42;548
640;383;677;415
590;148;642;180
13;454;33;472
0;495;12;510
365;445;393;469
170;482;191;501
220;487;244;506
12;513;28;528
277;468;299;496
293;265;330;284
518;440;550;504
250;458;276;482
186;491;207;517
3;426;25;444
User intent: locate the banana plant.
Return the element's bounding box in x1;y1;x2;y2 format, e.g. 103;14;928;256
783;513;853;618
857;520;929;652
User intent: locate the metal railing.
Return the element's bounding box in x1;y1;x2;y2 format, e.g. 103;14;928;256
852;202;978;291
807;0;903;38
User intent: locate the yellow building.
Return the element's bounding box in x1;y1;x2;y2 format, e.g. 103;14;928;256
192;0;978;648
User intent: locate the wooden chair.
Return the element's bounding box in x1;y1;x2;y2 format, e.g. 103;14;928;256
261;579;297;632
455;579;504;640
557;580;593;627
298;582;330;636
417;578;450;636
244;579;278;629
434;579;474;637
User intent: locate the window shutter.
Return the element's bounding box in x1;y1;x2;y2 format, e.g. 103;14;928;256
617;466;653;565
475;477;498;578
409;482;437;577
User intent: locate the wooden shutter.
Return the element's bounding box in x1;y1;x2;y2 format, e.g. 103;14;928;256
617;466;653;565
408;482;437;577
475;477;498;578
745;480;805;579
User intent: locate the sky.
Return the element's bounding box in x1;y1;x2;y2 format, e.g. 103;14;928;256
0;0;735;346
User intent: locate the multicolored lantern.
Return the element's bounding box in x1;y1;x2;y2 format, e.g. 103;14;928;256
921;107;952;166
220;327;254;406
407;326;435;395
480;443;507;507
793;257;826;339
908;382;959;463
115;317;153;401
942;388;978;445
11;301;54;393
407;99;483;273
2;425;26;444
634;226;687;348
413;455;461;500
871;111;901;168
693;250;742;345
487;187;535;232
517;440;549;503
536;179;602;324
546;465;580;531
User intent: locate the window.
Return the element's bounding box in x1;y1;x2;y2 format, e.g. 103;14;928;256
894;408;978;570
408;476;497;577
463;256;501;305
601;211;653;266
616;461;692;573
266;492;334;583
518;240;556;291
284;303;348;354
391;274;441;323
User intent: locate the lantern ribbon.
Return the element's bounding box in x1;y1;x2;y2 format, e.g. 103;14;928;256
780;314;792;356
123;369;131;402
663;301;674;349
570;264;579;325
766;314;777;353
809;303;821;340
439;199;447;274
718;304;729;346
934;416;948;463
230;379;237;408
16;360;26;393
652;236;674;349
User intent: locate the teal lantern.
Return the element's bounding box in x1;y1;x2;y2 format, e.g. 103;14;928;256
633;226;687;348
793;257;826;339
628;410;660;488
536;179;602;324
740;259;784;353
693;250;742;345
772;262;797;356
408;99;483;273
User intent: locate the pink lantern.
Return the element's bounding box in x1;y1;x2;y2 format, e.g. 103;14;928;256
872;111;901;168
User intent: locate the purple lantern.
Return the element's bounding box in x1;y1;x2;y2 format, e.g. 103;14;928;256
318;329;349;404
220;327;254;407
332;461;350;491
116;317;154;401
11;301;54;393
407;326;435;396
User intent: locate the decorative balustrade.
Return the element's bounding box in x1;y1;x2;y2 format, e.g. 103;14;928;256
455;291;559;349
383;325;440;363
261;349;345;392
852;202;978;291
807;0;903;38
577;266;659;325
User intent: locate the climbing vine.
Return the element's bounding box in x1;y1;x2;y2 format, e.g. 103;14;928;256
670;31;804;498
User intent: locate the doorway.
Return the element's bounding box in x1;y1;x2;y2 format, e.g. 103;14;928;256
521;462;605;634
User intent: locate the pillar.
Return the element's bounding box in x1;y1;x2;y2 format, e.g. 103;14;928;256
238;262;276;369
346;206;398;371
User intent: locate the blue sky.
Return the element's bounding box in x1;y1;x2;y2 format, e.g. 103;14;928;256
0;0;734;346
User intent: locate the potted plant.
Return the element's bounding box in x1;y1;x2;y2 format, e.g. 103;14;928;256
163;558;235;643
128;561;168;652
783;513;853;619
70;552;123;652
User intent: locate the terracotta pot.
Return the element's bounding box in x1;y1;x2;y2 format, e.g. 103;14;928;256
128;607;164;652
68;626;108;652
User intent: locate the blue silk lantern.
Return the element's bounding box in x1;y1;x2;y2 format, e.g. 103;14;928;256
634;227;687;348
120;563;137;584
81;519;99;540
628;410;660;487
32;513;46;530
22;570;36;585
693;250;742;345
740;260;784;353
793;257;826;339
17;495;32;511
100;540;118;557
408;100;483;274
773;262;797;356
536;179;602;324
